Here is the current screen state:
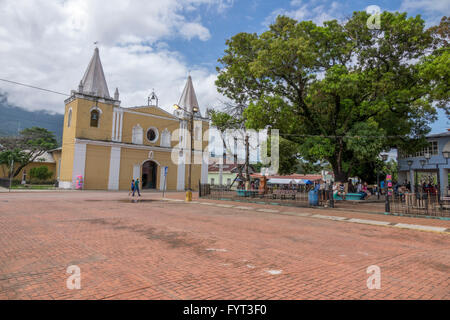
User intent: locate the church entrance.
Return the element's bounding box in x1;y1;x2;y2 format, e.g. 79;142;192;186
142;161;157;189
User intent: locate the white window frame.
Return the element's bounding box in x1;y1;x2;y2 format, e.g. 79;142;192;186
146;127;159;143
132;124;143;144
160;128;171;147
67;108;72;127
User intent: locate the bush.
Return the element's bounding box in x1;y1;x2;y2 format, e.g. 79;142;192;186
29;166;53;181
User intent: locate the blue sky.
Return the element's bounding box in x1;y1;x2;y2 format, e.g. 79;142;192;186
157;0;450;133
0;0;448;133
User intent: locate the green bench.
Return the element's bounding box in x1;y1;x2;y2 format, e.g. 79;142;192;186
333;192;366;201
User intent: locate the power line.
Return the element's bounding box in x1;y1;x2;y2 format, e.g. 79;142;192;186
0;78;69;97
0;78;436;140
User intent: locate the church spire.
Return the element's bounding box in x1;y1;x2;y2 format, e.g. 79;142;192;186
79;47;110;99
178;75;200;115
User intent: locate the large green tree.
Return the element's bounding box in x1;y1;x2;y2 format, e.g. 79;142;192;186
216;12;449;181
0;127;58;178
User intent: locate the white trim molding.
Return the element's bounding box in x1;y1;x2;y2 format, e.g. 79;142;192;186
123;107;179;122
59;181;72;189
108;146;121;190
74;138;179;153
89;106;103;114
112;108;124;142
132;124;143;144
146;126;159;143
72;142;87;187
67;107;73;127
160;128;171;147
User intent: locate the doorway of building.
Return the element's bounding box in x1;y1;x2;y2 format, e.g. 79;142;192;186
142;160;157;189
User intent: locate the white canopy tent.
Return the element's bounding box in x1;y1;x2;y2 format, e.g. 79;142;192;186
267;178;313;185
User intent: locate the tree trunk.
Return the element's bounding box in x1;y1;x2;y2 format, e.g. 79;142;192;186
332;139;349;182
333;169;349;183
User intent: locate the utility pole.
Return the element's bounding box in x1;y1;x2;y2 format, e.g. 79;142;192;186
173;103;198;201
187;112;194;199
245;134;250;190
219;139;225;186
9;158;13;192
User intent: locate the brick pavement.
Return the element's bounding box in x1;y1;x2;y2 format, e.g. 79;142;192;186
0;191;449;300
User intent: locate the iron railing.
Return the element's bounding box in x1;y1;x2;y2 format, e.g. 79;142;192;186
199;182;333;208
199;182;450;218
389;192;450;217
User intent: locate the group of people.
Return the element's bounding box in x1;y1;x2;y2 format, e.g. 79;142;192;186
332;180;372;200
396;180;439;195
129;178;141;197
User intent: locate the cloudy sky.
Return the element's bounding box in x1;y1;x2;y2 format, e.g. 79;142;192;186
0;0;448;134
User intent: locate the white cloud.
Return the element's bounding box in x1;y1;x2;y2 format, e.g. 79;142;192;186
0;0;230;115
400;0;450;13
263;0;344;27
400;0;450;27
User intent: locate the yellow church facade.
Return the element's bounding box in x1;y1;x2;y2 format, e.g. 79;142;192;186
58;48;209;191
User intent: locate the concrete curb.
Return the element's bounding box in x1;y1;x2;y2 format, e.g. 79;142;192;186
163;198;450;235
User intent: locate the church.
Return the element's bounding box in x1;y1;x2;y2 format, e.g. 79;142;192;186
58;47;209;191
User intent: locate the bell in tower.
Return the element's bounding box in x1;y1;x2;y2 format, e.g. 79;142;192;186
148;89;158;107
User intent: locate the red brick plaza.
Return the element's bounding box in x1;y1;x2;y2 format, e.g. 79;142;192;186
0;191;449;300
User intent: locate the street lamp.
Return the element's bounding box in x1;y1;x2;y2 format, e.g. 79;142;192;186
173;103;199;202
419;159;426;168
407;160;414;192
423;150;449;201
377;153;389;200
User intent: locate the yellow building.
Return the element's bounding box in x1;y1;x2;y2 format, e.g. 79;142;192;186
58;47;209;191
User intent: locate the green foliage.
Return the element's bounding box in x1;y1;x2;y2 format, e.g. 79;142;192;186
295;159;329;175
382;159;399;182
0;127;57;177
278;138;300;175
207;109;239;132
20;127;58;152
0;149;29;177
217;11;448;180
29;166;53;181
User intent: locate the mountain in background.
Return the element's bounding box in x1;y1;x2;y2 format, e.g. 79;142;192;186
0;92;63;145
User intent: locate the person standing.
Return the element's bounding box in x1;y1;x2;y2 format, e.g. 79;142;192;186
133;178;141;197
130;179;135;196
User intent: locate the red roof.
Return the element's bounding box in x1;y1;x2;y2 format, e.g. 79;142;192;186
250;173;322;181
208;163;255;173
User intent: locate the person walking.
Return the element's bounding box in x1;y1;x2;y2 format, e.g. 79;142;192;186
134;178;141;197
129;179;135;196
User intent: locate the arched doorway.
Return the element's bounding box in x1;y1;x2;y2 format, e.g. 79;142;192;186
142;160;158;189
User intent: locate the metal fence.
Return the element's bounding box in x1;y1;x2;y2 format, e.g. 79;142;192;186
0;178;11;188
199;182;333;208
199;182;450;218
389;192;450;217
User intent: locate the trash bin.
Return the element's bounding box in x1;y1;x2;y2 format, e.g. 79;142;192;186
308;189;319;206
